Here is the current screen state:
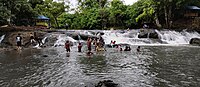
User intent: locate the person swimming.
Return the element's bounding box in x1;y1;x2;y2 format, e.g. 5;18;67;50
124;46;131;51
137;46;141;52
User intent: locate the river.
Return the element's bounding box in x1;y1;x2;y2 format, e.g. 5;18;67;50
0;30;200;87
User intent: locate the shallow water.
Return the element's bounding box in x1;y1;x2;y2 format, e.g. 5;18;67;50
0;46;200;87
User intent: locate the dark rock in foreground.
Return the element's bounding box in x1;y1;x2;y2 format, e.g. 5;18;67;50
95;80;118;87
189;38;200;46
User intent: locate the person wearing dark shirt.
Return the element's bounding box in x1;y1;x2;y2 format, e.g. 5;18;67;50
30;33;35;45
78;42;82;52
124;46;131;51
87;37;92;51
137;46;141;52
65;40;70;52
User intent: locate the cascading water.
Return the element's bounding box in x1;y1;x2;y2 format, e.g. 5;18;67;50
53;33;85;47
155;30;200;45
0;35;5;43
102;30;200;45
51;30;200;47
34;37;48;48
102;30;158;45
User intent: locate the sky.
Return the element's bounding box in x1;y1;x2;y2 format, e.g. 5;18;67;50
69;0;138;9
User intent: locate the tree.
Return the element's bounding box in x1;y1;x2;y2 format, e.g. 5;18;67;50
28;0;43;9
109;0;127;28
35;0;68;28
0;0;37;25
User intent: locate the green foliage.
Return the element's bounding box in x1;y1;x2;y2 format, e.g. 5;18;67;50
1;0;200;29
34;0;68;28
135;0;155;23
109;0;127;28
0;0;37;25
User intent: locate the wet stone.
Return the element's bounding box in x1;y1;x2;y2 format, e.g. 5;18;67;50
95;80;118;87
42;55;48;57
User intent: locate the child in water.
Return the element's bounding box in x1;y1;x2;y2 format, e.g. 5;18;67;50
78;42;82;52
124;46;131;51
137;46;141;52
65;40;70;52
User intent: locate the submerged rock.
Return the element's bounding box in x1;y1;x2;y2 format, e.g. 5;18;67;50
42;55;48;57
189;38;200;46
95;80;118;87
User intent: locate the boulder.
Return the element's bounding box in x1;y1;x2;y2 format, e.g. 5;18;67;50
189;38;200;46
138;29;159;39
2;31;46;47
69;33;97;40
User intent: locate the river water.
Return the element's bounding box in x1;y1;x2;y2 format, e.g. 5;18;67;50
0;30;200;87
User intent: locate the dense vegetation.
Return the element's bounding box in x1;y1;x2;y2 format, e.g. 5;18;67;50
0;0;200;29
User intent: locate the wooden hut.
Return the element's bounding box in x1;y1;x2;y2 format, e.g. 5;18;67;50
184;6;200;18
35;15;51;29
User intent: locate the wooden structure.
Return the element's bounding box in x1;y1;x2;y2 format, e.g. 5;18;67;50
184;6;200;18
35;15;51;29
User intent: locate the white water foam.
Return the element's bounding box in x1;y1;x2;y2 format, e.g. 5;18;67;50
155;30;200;45
52;30;200;47
102;30;200;46
0;35;5;43
34;37;48;48
53;34;84;47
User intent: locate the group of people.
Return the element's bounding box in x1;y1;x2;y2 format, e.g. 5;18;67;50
15;32;44;50
110;41;132;51
64;37;141;54
64;35;105;55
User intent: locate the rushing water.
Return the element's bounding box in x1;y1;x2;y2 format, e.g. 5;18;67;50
0;35;5;43
0;30;200;87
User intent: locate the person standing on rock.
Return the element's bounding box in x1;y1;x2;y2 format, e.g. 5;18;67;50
16;33;22;50
29;33;35;45
34;32;44;47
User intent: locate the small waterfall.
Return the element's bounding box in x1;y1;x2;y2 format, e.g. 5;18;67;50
147;33;150;38
41;30;200;47
0;35;5;43
34;37;48;48
42;37;48;44
156;30;200;44
53;34;79;47
78;34;82;40
102;30;200;45
102;30;155;45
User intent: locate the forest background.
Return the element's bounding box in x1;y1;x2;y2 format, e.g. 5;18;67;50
0;0;200;29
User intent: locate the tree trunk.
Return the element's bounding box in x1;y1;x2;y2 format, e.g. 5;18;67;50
155;13;162;28
164;5;169;28
168;5;172;29
54;16;59;29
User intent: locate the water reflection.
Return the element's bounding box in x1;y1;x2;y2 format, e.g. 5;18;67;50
146;46;200;87
79;55;108;73
0;46;200;87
